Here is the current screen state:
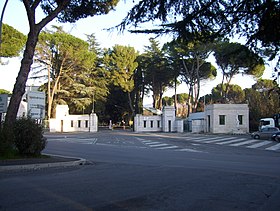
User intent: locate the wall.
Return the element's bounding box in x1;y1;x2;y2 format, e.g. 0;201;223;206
134;114;162;132
205;104;249;134
134;106;184;133
49;105;98;133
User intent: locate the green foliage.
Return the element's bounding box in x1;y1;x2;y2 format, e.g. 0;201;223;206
163;96;174;106
103;45;138;118
105;45;138;92
0;89;11;94
245;79;280;131
0;123;15;157
13;117;46;156
118;0;279;59
1;24;26;57
140;38;174;109
5;0;120;129
163;38;216;115
34;29;108;116
214;42;265;80
214;41;265;100
211;84;245;104
42;0;119;23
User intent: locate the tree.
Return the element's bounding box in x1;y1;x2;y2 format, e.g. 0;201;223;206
117;0;279;59
211;84;245;104
214;41;265;101
163;38;216;116
0;24;26;58
245;79;280;131
33;29;105;118
5;0;119;127
141;38;174;110
0;89;10;94
104;45;138;119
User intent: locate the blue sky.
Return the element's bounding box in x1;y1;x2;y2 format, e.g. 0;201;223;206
0;1;274;105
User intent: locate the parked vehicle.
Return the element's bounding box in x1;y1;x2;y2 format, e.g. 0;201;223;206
271;132;280;142
251;127;280;139
259;114;280;130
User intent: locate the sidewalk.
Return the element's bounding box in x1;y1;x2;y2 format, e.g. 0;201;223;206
0;154;86;172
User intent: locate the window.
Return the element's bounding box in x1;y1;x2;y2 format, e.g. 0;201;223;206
150;120;154;128
144;120;147;128
85;120;88;128
71;120;74;127
219;115;225;125
238;115;243;125
78;120;81;128
157;120;160;128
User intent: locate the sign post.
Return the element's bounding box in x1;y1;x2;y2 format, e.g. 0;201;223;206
0;94;8;122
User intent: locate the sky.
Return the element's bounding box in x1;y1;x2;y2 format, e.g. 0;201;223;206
0;0;275;105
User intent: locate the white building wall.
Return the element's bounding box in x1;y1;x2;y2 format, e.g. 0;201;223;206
134;106;184;133
205;104;249;134
49;105;98;133
134;114;162;132
162;106;176;132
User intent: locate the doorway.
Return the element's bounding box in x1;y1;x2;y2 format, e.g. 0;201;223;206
168;120;171;132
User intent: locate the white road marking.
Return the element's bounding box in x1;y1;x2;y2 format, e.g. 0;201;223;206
265;143;280;151
145;141;161;145
203;137;236;143
229;139;260;146
141;140;153;143
216;138;247;145
149;143;170;147
157;145;179;150
191;137;224;142
247;141;272;148
176;148;202;152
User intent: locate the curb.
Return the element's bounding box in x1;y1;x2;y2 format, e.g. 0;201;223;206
0;154;87;172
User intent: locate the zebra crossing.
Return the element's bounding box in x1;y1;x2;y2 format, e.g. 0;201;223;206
137;135;280;152
47;134;280;153
137;138;202;153
188;136;280;151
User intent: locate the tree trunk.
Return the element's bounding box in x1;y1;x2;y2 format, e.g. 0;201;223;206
4;0;68;127
5;28;40;126
174;79;177;116
127;92;135;118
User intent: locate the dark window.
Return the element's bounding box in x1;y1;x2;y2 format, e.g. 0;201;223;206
78;120;81;128
150;120;153;128
238;115;243;125
219;115;225;125
144;120;147;128
71;120;74;127
157;120;160;128
85;120;88;128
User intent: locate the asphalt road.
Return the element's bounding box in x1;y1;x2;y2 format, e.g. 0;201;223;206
1;130;280;210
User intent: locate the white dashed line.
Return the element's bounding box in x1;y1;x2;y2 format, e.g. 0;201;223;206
229;139;260;146
157;145;179;150
216;138;247;145
247;141;272;148
265;143;280;151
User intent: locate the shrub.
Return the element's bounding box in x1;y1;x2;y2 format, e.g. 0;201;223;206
0;122;15;157
13;117;47;156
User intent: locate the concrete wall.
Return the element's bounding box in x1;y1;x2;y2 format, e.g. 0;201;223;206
134;114;162;132
162;106;176;132
134;106;184;133
49;105;98;133
205;104;249;134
